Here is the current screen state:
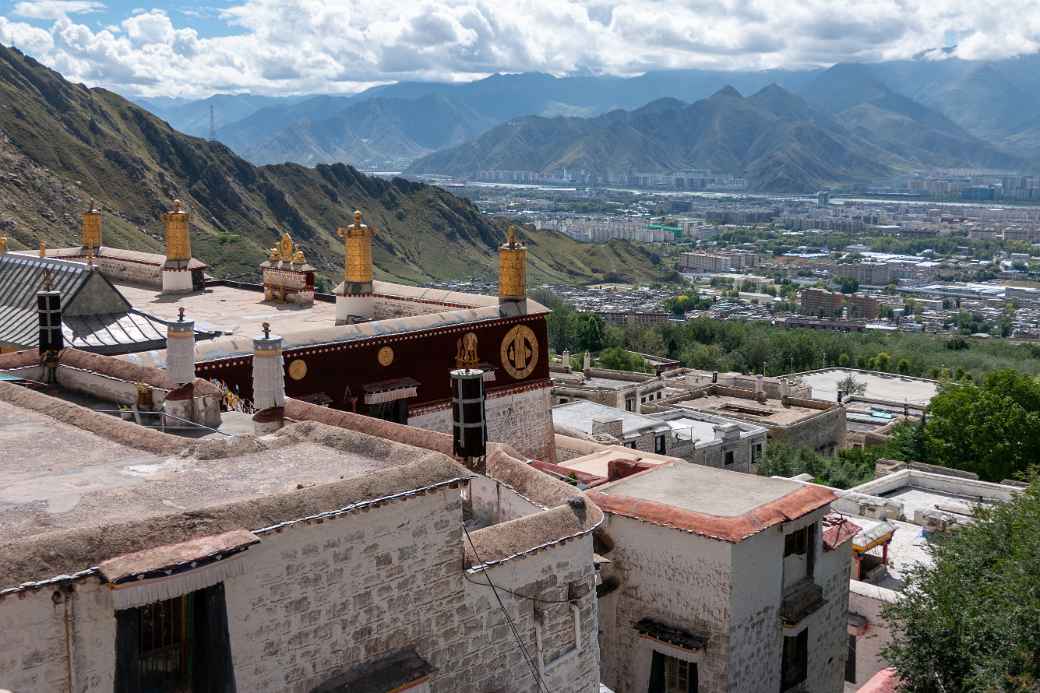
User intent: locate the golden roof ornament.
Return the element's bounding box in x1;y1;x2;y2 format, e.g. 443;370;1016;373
499;225;527;303
337;210;375;284
455;332;480;369
162;198;191;262
0;236;7;255
38;239;46;258
267;231;306;265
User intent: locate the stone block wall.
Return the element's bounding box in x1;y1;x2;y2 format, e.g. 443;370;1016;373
774;406;847;456
410;384;556;463
598;514;735;693
93;258;162;288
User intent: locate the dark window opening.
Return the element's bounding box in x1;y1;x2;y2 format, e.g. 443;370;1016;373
752;443;763;463
628;441;638;449
366;398;409;424
785;527;808;557
655;435;667;454
781;629;808;692
648;650;698;693
625;398;636;412
115;583;235;693
845;634;857;683
724;451;734;466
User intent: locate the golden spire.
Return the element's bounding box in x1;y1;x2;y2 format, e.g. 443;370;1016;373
0;236;7;255
337;209;374;285
499;225;527;303
162;198;191;262
81;201;102;251
267;231;307;265
39;239;46;258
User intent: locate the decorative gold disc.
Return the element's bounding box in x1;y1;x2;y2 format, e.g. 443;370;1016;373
377;345;394;367
500;325;539;380
288;359;308;381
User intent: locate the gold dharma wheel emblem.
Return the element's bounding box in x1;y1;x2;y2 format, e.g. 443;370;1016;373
500;325;539;380
287;359;308;381
377;345;394;367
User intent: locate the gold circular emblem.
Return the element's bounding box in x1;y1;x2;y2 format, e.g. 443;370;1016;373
288;359;308;381
377;345;394;367
500;325;539;380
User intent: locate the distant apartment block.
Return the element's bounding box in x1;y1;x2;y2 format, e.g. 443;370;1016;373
535;216;677;243
833;263;892;286
680;251;760;273
597;311;673;327
800;289;880;320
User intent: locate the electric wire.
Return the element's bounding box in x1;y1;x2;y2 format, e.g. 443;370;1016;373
462;523;553;693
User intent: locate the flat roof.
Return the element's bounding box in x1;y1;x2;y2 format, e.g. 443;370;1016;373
796;369;938;405
0;404;457;549
675;395;823;426
852;516;932;588
588;462;835;543
598;463;806;517
552;400;670;438
118;283;339;337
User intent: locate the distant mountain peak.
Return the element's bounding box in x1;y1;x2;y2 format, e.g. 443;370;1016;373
712;85;743;99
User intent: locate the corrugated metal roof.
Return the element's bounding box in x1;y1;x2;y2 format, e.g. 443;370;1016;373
0;255;213;353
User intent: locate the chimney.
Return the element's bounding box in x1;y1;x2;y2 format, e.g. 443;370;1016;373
837;390;844;404
498;226;527;312
251;321;285;435
780;377;790;399
583;351;591;371
161;200;194;294
335;210;375;324
81;203;102;252
451;368;487;473
755;373;765;395
37;269;62;383
167;307;196;385
562;349;571;369
712;371;718;384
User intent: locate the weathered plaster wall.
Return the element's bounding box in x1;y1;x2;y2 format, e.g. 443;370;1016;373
410;385;556;463
846;581;897;690
598;513;734;693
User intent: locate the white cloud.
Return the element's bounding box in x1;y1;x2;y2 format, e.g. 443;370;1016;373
1;0;1040;97
13;1;104;20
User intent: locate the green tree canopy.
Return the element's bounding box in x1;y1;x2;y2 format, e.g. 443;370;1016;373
923;370;1040;481
883;476;1040;691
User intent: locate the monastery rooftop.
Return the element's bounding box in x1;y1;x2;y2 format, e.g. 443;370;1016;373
117;282;339;336
795;368;939;406
588;462;835;543
675;394;827;427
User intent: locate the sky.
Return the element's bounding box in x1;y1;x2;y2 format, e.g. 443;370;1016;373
1;0;1040;98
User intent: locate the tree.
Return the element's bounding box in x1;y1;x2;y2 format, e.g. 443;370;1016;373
837;276;860;294
598;347;651;373
897;358;911;375
875;351;892;372
837;373;868;398
883;475;1040;691
923;371;1040;481
575;313;605;353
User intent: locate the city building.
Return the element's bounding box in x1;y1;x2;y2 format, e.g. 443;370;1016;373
679;251;759;274
552;366;675;413
551;399;767;472
656;383;847;456
589;462;851;693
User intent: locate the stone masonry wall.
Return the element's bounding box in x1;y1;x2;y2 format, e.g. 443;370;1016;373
599;514;734;693
0;483;599;693
410;384;556;463
773;406;847;456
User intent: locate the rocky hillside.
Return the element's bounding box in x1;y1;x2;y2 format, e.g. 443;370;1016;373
0;44;661;285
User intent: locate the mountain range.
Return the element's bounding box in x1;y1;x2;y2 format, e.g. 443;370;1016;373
407;79;1020;192
143;56;1040;188
0;44;661;284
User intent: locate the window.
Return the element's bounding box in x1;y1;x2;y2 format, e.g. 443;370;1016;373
845;634;857;683
781;629;808;691
655;434;667;454
115;583;235;693
625;398;636;412
752;443;763;464
648;651;697;693
785;528;807;557
724;450;734;466
628;441;638;450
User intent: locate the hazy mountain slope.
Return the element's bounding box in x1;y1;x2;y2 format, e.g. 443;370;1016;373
136;93;304;138
0;45;662;285
797;63;1023;169
408;85;893;192
235;94;497;169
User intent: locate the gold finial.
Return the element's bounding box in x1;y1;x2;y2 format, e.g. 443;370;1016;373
42;268;53;291
337;210;374;284
499;226;527;303
455;332;479;369
163;199;191;261
82;202;102;250
262;321;271;339
38;239;46;258
0;236;7;255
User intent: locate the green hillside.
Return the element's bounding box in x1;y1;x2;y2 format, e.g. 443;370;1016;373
0;44;662;286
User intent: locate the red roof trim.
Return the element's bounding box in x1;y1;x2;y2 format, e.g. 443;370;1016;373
587;484;836;543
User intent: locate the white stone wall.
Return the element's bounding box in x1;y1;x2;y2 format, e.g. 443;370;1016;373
0;579;116;693
57;366;166;407
410;385;556;463
161;269;194;294
94;258;162;288
598;513;735;693
0;483;600;693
